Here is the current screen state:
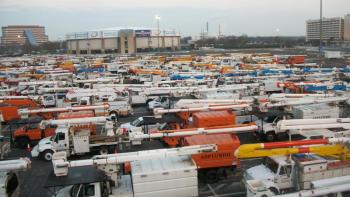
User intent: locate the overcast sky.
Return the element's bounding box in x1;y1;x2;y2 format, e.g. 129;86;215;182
0;0;349;40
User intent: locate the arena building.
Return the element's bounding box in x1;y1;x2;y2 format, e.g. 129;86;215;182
66;27;181;54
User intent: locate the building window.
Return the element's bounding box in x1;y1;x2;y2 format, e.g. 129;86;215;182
125;49;128;54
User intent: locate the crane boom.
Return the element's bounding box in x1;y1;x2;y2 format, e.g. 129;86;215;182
262;96;347;108
129;124;258;141
52;144;217;177
276;118;350;131
235;138;350;159
153;104;250;116
40;116;108;128
19;104;110;115
0;158;31;171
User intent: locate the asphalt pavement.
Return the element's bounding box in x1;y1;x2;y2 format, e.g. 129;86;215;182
4;106;262;197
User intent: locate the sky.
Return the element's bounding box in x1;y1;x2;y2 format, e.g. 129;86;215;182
0;0;349;41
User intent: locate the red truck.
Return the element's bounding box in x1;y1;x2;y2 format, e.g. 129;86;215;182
13;110;96;148
0;98;39;123
184;133;241;182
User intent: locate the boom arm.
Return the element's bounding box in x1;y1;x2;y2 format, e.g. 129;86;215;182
0;158;31;171
19;104;110;115
235;138;350;159
52;145;217;177
129;124;258;141
153;104;251;117
276;118;350;131
40;116;109;128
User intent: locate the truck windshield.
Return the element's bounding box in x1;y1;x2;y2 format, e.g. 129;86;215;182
45;96;53;101
50;135;55;141
264;157;279;174
71;184;84;197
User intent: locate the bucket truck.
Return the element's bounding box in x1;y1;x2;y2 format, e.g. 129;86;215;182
271;118;350;140
254;94;346;141
46;145;216;197
65;88;132;117
153;99;254;127
0;158;31;197
235;137;350;196
14;107;106;148
0;98;39;123
31;116;120;161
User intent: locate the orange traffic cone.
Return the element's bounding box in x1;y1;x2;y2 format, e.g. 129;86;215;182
26;144;32;152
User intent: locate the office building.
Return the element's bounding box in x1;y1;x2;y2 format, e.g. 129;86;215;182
1;25;48;46
306;17;344;41
344;14;350;41
66;27;181;54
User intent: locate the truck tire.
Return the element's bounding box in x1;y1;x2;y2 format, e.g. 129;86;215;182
109;111;119;120
146;99;153;104
42;150;54;161
16;137;29;149
269;187;279;195
99;147;109;155
206;170;219;183
265;131;277;142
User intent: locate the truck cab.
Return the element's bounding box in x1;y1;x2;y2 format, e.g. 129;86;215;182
120;116;161;132
148;97;169;111
21;85;36;95
42;94;56;107
255;116;280;141
244;156;294;194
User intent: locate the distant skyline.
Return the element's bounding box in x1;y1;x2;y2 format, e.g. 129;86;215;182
0;0;349;40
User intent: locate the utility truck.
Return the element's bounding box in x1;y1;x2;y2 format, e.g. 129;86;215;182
46;145;216;197
31;116;121;161
65;88;132;117
255;96;345;141
14;109;100;148
234;137;350;196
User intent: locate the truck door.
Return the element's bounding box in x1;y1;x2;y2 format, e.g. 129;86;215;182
276;164;293;190
54;132;68;152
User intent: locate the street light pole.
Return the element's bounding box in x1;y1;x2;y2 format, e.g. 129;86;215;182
319;0;323;67
155;15;161;52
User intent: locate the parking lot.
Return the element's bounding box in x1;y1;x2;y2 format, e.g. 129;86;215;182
2;106;262;197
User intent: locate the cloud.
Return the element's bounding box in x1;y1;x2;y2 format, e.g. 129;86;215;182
0;0;311;10
1;0;350;40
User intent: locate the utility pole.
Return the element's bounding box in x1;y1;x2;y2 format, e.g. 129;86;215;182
155;15;161;52
206;22;209;37
319;0;323;67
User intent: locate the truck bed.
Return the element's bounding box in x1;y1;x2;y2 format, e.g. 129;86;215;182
89;135;118;144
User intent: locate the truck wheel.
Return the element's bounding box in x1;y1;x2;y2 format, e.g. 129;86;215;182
99;147;109;155
109;111;119;120
16;137;29;149
269;187;279;195
206;170;218;183
42;150;54;161
265;131;277;142
146;99;153;105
